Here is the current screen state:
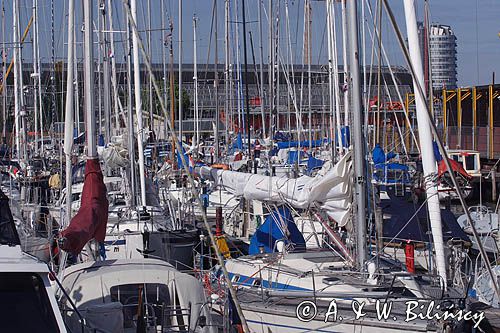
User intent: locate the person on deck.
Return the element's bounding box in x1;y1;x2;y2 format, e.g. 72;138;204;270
254;139;262;159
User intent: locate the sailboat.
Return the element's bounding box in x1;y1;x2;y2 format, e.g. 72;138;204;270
56;3;213;332
0;187;66;332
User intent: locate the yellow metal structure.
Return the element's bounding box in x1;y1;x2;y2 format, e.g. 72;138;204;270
457;88;471;148
442;89;456;145
404;93;415;151
489;85;500;159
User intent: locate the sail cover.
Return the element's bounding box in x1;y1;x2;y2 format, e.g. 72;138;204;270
60;158;109;254
199;152;353;226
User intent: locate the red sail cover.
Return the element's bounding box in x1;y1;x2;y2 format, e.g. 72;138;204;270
437;159;473;180
60;158;109;254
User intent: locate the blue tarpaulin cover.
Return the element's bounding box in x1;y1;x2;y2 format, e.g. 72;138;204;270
233;132;243;150
433;141;443;162
372;144;396;165
249;207;306;254
334;126;350;148
277;139;325;150
176;142;192;170
374;163;409;171
273;131;291;142
307;156;324;173
380;195;469;244
286;150;308;165
98;134;105;147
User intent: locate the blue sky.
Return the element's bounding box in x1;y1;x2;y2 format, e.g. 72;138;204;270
7;0;500;87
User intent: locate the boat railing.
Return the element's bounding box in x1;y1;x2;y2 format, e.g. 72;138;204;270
117;301;192;332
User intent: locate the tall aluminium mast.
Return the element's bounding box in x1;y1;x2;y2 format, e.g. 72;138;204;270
161;0;168;139
101;0;111;143
147;0;153;134
241;0;251;159
347;0;367;268
130;0;147;207
268;0;274;140
32;0;39;154
35;0;43;153
178;0;183;142
403;0;446;286
341;0;349;127
83;0;96;157
258;0;266;139
214;0;220;161
125;0;136;207
192;16;199;149
13;0;22;160
64;0;75;225
306;0;312;150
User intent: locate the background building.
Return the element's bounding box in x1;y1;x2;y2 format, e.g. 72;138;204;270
428;24;458;89
417;22;458;90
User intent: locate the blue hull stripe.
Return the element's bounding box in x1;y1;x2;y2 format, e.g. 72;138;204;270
228;272;309;291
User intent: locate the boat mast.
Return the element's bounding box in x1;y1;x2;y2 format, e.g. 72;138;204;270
214;0;220;162
341;0;349;127
107;0;121;132
268;0;274;140
36;0;43;153
168;18;175;164
83;0;96;157
63;0;75;225
346;0;367;268
306;0;312;151
193;16;199;149
101;0;111;144
13;0;22;160
17;0;25;161
32;0;39;155
161;0;167;140
330;2;343;155
403;0;447;286
125;0;136;207
131;0;147;207
224;0;230;147
96;2;102;138
326;0;335;157
147;0;153;135
257;0;266;139
241;0;251;159
178;0;183;143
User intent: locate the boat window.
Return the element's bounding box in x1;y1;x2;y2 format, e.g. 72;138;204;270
110;283;170;329
253;278;262;287
464;155;476;171
323;277;341;285
231;275;240;283
451;155;461;163
71;193;80;202
0;272;60;332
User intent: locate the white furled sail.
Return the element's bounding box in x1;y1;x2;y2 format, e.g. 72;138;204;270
200;152;353;226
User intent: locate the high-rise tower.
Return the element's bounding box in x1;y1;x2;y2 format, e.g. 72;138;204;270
428;24;458;89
